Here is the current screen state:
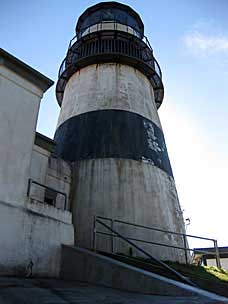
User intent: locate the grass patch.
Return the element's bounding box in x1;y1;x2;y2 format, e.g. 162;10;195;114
165;261;228;283
115;253;228;296
124;254;228;283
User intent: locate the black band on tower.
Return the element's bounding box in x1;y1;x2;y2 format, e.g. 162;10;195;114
54;110;173;177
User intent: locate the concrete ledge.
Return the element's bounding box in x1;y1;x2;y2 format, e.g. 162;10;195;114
35;132;56;153
0;198;72;225
60;245;228;301
0;48;54;92
28;199;72;224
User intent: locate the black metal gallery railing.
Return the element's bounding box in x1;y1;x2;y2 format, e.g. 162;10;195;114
59;37;161;78
93;216;221;269
56;30;164;107
27;178;67;210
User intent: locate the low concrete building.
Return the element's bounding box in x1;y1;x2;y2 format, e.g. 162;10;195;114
193;247;228;270
0;48;74;277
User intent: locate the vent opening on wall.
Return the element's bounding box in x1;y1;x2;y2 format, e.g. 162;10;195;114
44;188;57;206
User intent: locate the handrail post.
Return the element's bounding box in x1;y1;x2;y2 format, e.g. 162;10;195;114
111;219;114;254
96;218;196;287
27;178;32;197
182;234;188;264
93;216;97;252
214;240;221;269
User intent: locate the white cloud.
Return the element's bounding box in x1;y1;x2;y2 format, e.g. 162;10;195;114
183;31;228;55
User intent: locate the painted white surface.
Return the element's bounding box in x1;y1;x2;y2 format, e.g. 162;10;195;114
57;62;186;262
30;144;72;210
0;66;42;206
0;143;74;277
57;63;161;129
0;63;74;276
72;158;186;262
0;199;74;276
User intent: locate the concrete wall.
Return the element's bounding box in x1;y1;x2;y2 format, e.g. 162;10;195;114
0;199;73;277
0;142;74;277
60;246;228;302
57;63;186;262
29;144;72;210
0;55;74;277
0;65;42;206
57;63;161;129
60;246;194;296
72;158;185;262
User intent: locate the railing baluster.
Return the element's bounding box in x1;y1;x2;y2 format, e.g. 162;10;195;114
93;216;97;252
111;219;114;253
57;31;163;107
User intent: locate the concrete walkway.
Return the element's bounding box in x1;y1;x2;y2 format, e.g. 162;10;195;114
0;277;227;304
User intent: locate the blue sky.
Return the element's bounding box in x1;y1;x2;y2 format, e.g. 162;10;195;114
1;0;228;248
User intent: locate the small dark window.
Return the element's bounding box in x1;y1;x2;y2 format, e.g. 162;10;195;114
44;188;57;206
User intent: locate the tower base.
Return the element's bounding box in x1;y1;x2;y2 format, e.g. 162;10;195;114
71;158;186;263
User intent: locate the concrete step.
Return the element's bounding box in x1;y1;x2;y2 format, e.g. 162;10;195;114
99;252;228;297
99;251;191;284
60;245;228;302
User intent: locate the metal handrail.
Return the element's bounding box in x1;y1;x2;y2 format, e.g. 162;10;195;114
95;231;221;258
56;28;164;107
27;178;67;210
113;218;216;241
58;33;162;79
94;216;221;268
93;217;196;287
58;54;161;81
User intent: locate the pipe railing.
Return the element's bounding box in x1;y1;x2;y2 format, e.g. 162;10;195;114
27;178;67;210
93;216;197;286
57;25;163;107
93;215;221;268
59;21;162;80
59;33;161;76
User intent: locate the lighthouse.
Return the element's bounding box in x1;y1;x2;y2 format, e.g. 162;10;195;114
55;2;186;261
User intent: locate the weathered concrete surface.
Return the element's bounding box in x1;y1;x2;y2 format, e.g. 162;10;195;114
72;158;185;262
0;277;225;304
57;62;186;262
0;54;75;277
57;63;161;129
60;246;228;302
0;65;43;206
30;144;72;210
0;142;74;277
0;200;74;277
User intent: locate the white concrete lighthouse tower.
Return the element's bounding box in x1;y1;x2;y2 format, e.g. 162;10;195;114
55;2;186;261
